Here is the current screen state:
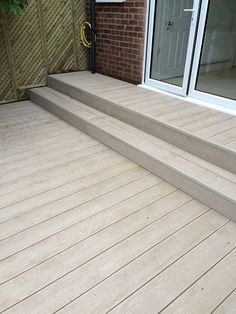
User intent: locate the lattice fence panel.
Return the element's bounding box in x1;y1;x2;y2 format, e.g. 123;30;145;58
7;0;46;99
43;0;75;73
0;0;88;103
0;25;15;102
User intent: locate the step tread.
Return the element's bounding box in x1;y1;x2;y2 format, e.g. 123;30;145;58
32;87;236;206
49;72;236;153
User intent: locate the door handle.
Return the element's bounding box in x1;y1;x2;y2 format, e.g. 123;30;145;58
183;8;194;12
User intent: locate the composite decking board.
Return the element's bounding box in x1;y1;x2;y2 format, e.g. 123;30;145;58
31;86;236;184
0;159;135;223
0;137;99;176
101;114;236;184
1;200;210;313
0;145;111;186
1;101;236;313
0;136;100;169
91;117;236;200
108;222;235;314
182;112;230;132
58;211;228;314
227;140;236;150
0;166;147;227
0;176;165;242
0;173;157;252
213;289;236;314
0;189;190;286
162;249;236;314
0;139;101;180
0;152;123;197
194;117;236;139
209;127;236;145
0;129;86;160
170;109;216;127
49;72;236;152
0;183;180;308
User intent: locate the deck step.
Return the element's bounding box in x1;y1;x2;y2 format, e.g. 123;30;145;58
47;73;236;174
30;87;236;222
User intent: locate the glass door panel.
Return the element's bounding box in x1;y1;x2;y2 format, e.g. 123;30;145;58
194;0;236;100
150;0;194;88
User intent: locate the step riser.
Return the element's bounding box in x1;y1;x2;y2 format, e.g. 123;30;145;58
48;76;236;174
31;91;236;222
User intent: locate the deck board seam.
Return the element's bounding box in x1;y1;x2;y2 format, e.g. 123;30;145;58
0;168;155;241
158;246;236;314
1;199;206;312
105;220;231;314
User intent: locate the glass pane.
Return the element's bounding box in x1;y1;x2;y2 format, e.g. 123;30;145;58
150;0;194;87
195;0;236;100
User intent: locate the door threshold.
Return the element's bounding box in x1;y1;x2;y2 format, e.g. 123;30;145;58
139;83;236;116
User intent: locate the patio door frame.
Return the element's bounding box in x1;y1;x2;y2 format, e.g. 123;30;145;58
144;0;201;96
188;0;236;110
144;0;236;112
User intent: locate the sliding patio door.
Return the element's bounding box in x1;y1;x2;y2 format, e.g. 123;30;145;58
145;0;200;95
189;0;236;110
145;0;236;111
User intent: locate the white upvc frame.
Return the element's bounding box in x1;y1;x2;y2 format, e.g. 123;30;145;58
188;0;236;111
143;0;236;112
144;0;201;96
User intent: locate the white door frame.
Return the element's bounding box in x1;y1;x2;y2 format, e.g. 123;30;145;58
188;0;236;111
143;0;236;112
144;0;201;96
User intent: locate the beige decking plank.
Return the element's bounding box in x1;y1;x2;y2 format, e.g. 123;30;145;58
0;128;84;159
209;127;236;145
0;182;178;309
0;151;121;197
0;165;152;240
93;116;236;200
0;111;57;129
226;140;236;150
0;101;35;111
0;121;74;145
182;112;231;132
213;289;236;314
1;198;210;313
0;161;136;236
0;135;98;176
108;221;235;314
144;99;189;115
171;109;217;127
0;187;189;286
57;210;228;314
194;117;236;139
0;137;99;178
0;168;152;259
0;142;108;185
156;105;207;122
162;249;236;314
0;131;94;167
104;115;236;184
0;101;44;117
0;166;148;222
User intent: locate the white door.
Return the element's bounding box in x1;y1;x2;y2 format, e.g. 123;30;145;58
145;0;200;96
152;0;193;81
145;0;236;112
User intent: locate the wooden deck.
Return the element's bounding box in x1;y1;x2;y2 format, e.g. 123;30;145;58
0;101;236;313
50;71;236;151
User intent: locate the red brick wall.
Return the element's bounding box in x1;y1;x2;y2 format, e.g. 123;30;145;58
89;1;147;84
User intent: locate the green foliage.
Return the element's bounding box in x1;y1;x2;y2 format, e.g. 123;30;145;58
0;0;28;22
